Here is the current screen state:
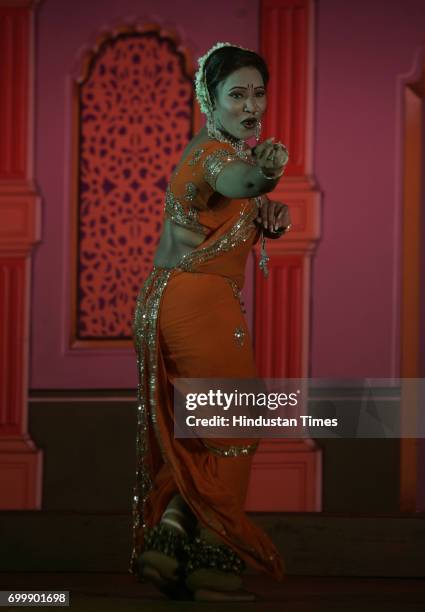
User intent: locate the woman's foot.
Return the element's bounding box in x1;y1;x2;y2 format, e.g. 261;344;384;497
139;562;192;600
183;525;248;596
139;550;179;583
139;564;255;602
138;495;194;584
138;549;193;600
137;497;196;600
139;564;168;589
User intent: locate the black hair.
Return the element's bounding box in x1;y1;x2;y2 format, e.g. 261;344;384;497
204;46;269;107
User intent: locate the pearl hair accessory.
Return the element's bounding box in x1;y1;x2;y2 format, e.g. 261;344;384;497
194;41;253;116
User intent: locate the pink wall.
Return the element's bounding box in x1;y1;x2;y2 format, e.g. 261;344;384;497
31;0;425;388
311;0;425;377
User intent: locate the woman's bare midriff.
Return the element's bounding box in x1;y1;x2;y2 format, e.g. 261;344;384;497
153;128;210;269
153;218;206;268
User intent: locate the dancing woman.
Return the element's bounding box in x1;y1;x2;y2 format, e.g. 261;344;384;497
130;42;291;601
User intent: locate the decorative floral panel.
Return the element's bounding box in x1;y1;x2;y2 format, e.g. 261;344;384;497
76;31;193;339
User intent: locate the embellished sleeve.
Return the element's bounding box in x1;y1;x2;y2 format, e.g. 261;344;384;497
163;140;241;235
202;142;240;191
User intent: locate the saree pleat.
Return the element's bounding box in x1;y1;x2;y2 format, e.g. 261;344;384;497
130;139;285;581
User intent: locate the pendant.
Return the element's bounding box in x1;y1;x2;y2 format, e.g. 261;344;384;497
259;232;269;278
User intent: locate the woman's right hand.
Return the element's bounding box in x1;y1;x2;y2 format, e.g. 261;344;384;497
251;137;289;177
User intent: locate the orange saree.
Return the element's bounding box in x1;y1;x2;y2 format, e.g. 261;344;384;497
130;137;285;581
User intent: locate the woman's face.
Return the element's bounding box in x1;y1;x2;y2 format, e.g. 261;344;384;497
211;66;267;140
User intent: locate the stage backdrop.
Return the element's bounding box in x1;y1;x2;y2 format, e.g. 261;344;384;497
31;0;425;389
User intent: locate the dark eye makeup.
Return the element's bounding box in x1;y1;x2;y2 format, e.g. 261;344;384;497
230;91;265;98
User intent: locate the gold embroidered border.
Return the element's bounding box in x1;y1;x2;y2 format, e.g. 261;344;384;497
130;266;173;574
183;181;198;202
188;147;205;166
202;440;259;457
224;277;247;314
164;186;209;235
176;200;258;272
203;148;239;190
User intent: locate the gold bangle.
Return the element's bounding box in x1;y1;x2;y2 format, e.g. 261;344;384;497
259;166;285;180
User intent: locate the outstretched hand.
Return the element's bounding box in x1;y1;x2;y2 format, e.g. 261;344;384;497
249;138;289;176
255;194;291;233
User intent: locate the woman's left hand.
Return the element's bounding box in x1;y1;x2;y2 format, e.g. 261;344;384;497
255;195;291;233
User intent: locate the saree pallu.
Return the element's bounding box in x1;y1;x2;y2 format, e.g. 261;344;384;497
130;194;285;582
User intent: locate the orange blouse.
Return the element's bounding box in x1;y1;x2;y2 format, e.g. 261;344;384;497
163;138;264;288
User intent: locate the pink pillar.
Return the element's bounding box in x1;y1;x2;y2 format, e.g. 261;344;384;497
0;0;42;509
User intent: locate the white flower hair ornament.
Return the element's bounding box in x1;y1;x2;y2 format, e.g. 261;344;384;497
194;41;253;116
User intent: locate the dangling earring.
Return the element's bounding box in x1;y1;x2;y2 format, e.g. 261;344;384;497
206;113;213;136
206;112;225;143
255;119;262;143
206;113;218;139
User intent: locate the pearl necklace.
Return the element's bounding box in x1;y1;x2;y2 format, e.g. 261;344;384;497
206;117;248;158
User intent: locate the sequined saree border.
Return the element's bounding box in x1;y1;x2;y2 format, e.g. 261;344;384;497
129;267;173;574
177;198;259;273
129;200;259;574
202;440;259;457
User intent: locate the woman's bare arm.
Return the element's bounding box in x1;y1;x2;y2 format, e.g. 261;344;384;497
214;138;288;199
215;161;280;198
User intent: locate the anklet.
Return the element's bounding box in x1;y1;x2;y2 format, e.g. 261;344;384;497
162;508;187;520
183;536;245;575
143;522;189;559
160;516;187;535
